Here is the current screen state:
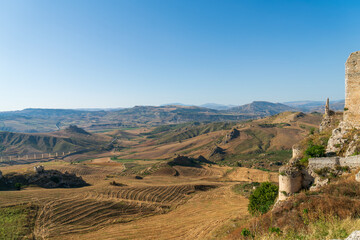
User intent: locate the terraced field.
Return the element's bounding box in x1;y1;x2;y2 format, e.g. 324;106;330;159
0;158;278;239
58;186;249;240
34;184;218;238
173;165;225;178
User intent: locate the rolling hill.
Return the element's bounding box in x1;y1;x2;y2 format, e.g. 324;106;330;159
0;126;111;156
111;111;323;170
227;101;297;116
0;100;333;133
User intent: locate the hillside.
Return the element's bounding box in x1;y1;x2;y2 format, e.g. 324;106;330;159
0;106;249;133
112;111;322;170
0;101;329;133
0;126;111;156
284;99;345;112
227;101;297;116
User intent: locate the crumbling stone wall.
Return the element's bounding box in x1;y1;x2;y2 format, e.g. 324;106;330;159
278;171;302;201
339;155;360;168
308;157;340;169
344;51;360;128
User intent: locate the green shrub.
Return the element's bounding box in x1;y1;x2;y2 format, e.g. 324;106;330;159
299;156;309;166
248;182;278;215
269;226;282;235
241;228;251;236
309;127;316;135
305;145;325;158
14;183;22;190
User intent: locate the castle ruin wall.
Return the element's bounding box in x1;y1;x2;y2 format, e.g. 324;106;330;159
308;156;360;169
344;51;360;128
278;173;302;201
339;155;360;168
308;157;340;169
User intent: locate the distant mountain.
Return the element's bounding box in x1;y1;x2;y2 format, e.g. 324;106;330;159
227;101;297;116
0;106;250;133
0;100;344;133
161;103;235;110
283;100;344;112
199;103;236;110
161;103;193;107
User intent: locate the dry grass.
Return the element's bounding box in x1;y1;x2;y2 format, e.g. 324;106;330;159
229;175;360;239
0;158;276;239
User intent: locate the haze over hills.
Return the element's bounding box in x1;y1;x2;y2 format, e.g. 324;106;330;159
226;101;297;116
284;99;345;112
0;100;343;133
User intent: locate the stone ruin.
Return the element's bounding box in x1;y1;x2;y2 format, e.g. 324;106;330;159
319;98;336;132
279;51;360;201
34;165;44;174
344;51;360;128
327;51;360;155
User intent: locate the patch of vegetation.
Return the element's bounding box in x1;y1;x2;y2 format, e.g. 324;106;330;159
0;205;36;239
158;122;236;144
258;123;290;128
248;182;278;216
232;182;260;198
109;181;127;186
232;177;360;239
299;143;326;167
305;144;326;158
224;150;291;170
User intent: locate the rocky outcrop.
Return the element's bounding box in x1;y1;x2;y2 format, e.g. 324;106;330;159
346;231;360;240
356;171;360;182
326;121;352;155
65;125;91;135
210;146;225;156
34;165;44;173
168;155;213;167
223;128;240;143
0;169;88;190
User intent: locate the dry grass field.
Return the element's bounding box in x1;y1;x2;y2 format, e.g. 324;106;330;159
0;157;277;239
0;112;319;239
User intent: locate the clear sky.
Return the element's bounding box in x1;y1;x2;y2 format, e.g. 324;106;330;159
1;0;359;111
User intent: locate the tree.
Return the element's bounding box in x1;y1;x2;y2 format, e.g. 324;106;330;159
248;182;278;215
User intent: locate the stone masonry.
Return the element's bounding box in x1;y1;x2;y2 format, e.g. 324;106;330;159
279;51;360;201
344;51;360;128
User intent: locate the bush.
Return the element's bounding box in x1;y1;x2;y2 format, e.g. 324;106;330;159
305;145;325;158
269;227;282;235
309;127;316;135
14;183;22;190
248;182;278;215
241;228;251;236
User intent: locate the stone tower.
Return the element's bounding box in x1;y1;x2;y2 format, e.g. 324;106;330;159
344;51;360;128
325;98;330;116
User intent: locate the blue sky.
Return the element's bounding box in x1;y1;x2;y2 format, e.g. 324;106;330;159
1;0;359;110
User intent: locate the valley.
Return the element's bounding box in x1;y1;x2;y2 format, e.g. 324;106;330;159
0;111;319;239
